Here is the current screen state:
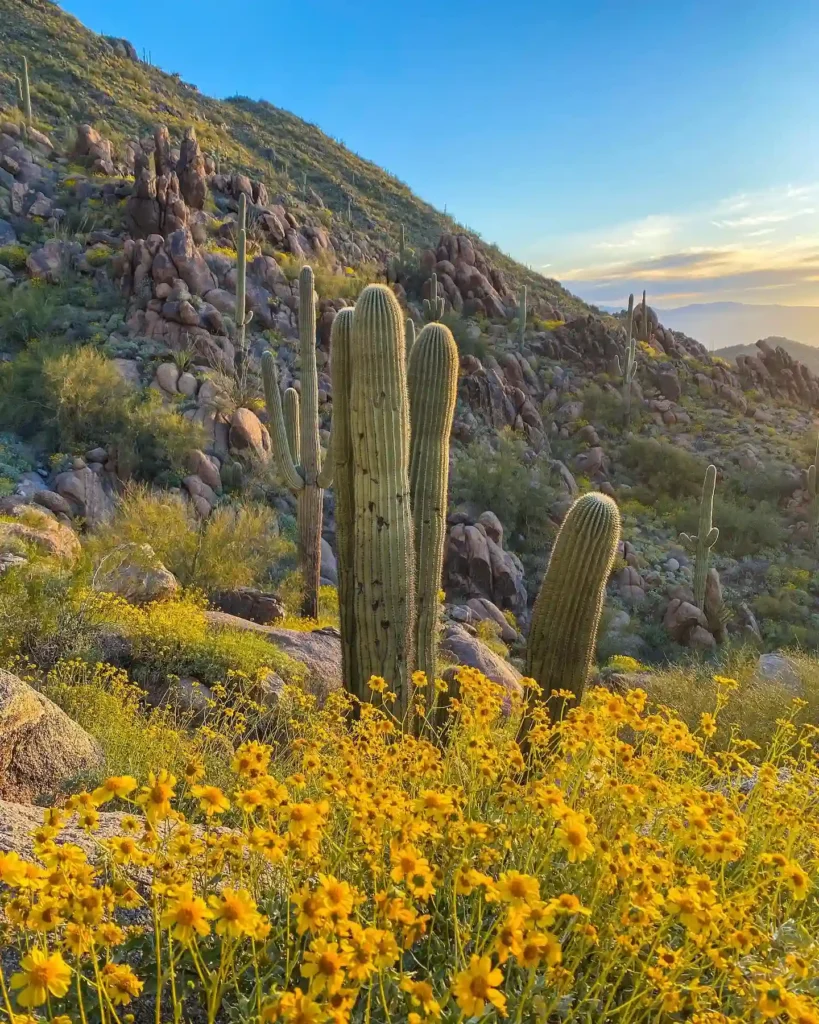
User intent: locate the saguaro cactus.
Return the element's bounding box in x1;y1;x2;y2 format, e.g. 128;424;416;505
349;284;416;715
681;464;719;611
21;57;32;128
520;492;621;742
423;272;445;322
235;193;253;361
518;286;527;345
809;433;819;545
329;308;357;692
263;265;333;619
622;293;637;426
408;323;459;704
640;290;651;342
405;317;416;359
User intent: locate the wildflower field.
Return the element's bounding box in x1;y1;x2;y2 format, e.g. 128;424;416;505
0;668;817;1024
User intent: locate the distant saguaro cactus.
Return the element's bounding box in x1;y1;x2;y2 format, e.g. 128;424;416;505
622;293;637;426
234;193;253;361
681;464;719;610
349;285;416;715
408;323;458;703
640;289;651;342
405;317;416;359
520;492;621;744
423;272;445;322
809;433;819;545
21;57;32;128
263;265;333;619
518;286;527;345
329;308;357;692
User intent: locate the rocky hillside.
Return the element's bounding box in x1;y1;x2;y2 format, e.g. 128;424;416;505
715;336;819;377
0;0;589;318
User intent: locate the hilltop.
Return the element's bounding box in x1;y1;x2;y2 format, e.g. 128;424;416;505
715;336;819;377
0;0;590;318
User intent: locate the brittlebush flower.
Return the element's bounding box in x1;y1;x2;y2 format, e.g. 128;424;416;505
191;784;230;817
300;938;349;996
136;770;176;823
10;949;71;1007
160;889;213;943
496;870;540;905
102;962;143;1005
207;887;260;937
555;813;594;863
452;955;507;1017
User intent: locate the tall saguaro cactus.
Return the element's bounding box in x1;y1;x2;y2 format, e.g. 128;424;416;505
408;323;459;703
329;309;357;692
21;57;32;128
423;272;445;322
681;464;719;610
518;286;527;345
349;285;416;716
622;293;637;426
640;290;651;342
235;193;253;362
520;492;621;743
263;265;333;619
405;317;416;359
808;433;819;546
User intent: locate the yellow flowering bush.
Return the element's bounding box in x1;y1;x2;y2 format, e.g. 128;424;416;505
0;669;817;1023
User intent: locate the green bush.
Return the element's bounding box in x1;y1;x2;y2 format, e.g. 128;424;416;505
450;433;558;571
87;486;294;592
0;244;28;270
581;383;625;427
0;282;58;346
621;437;708;502
0;346;203;483
672;495;785;558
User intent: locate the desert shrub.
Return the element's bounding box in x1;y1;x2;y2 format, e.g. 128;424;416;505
0;671;817;1023
0;281;58;346
581;382;624;427
620;436;708;501
733;460;801;504
87;486;293;593
671;495;785;558
450;433;558;561
0;346;203;482
0;243;28;270
89;590;305;689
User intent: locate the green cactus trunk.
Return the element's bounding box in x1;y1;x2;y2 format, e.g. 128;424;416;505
518;286;527;345
423;272;445;322
520;492;621;744
681;464;719;610
21;57;31;128
329;309;358;694
408;323;458;713
263;265;332;619
405;317;416;360
235;193;251;360
640;290;650;342
622;293;636;426
350;284;416;716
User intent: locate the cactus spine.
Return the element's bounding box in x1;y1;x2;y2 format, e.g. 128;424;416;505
518;286;527;345
263;265;332;619
423;272;445;322
349;285;416;715
681;464;719;611
21;57;31;128
622;293;637;426
408;323;458;705
520;492;621;742
329;309;357;694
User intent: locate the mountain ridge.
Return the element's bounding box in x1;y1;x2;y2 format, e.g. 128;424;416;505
0;0;592;318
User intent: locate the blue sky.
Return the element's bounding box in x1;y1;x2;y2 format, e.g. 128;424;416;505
61;0;819;307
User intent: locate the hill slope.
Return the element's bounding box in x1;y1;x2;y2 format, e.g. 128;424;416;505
659;301;819;349
714;337;819;376
0;0;591;316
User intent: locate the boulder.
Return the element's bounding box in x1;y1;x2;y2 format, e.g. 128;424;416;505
0;669;102;803
92;543;179;604
321;538;338;585
54;466;114;527
230;407;271;457
166;228;217;296
204;611;341;695
155;361;180;394
0;505;80;562
209;588;285;625
187;449;222;493
663;598;709;643
439;623;522;694
466;597;517;642
754;653;802;695
176;127;206;210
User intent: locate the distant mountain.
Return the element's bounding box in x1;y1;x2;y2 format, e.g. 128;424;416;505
657;302;819;350
714;337;819;376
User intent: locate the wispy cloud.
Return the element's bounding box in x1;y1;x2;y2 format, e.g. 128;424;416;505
540;182;819;307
